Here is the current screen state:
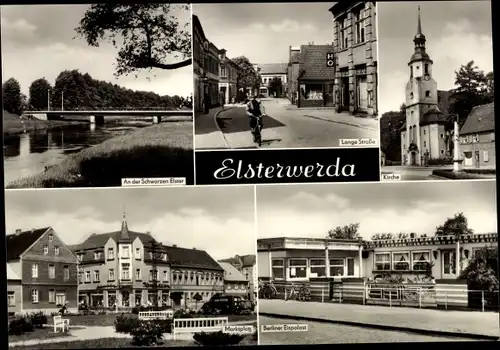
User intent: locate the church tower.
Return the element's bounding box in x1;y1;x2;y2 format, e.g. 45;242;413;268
402;6;439;166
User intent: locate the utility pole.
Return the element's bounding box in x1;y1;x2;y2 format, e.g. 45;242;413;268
61;91;64;111
47;89;51;111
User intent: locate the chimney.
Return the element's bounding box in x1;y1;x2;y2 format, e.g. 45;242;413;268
173;244;177;248
193;247;196;250
15;229;22;234
146;231;151;235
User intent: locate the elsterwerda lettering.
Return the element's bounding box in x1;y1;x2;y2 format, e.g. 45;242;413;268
213;158;356;180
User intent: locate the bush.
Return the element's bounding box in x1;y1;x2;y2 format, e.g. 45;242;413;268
463;168;496;175
9;317;35;336
173;309;197;319
114;314;140;334
432;169;481;179
28;311;47;328
193;331;245;346
130;321;166;346
427;157;453;166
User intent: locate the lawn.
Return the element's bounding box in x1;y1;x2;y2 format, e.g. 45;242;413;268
8;337;195;349
6;121;194;188
8;327;76;343
65;314;120;327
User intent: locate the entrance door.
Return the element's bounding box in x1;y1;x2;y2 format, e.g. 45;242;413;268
324;83;334;107
474;151;480;168
411;151;417;165
357;76;368;111
341;78;349;110
220;87;227;105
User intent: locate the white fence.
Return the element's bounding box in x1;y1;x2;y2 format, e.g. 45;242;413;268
172;317;228;340
138;310;174;320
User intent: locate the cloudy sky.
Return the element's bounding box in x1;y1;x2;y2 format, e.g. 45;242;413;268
5;186;256;261
193;3;334;64
1;5;193;97
378;1;493;114
257;181;497;239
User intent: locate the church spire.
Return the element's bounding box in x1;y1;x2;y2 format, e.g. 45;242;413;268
120;208;129;240
417;6;422;35
413;5;426;48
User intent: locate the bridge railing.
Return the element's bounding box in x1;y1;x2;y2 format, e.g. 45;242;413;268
26;107;188;112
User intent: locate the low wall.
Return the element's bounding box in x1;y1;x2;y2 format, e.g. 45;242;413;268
341;278;366;305
435;279;468;310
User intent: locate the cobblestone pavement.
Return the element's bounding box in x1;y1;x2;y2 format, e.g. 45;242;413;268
258;299;500;338
259;316;479;345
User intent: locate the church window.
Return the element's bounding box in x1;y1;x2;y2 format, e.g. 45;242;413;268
423;129;426;135
410;92;414;99
440;150;445;155
424;64;429;75
423;141;426;147
416;65;420;70
440;133;444;139
410;66;413;78
425;91;430;97
410;110;414;116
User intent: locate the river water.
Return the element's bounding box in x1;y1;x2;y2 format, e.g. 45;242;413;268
3;121;151;185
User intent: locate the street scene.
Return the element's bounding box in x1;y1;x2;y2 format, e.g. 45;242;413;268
2;4;194;188
6;186;258;349
378;2;495;181
256;181;499;344
193;3;379;150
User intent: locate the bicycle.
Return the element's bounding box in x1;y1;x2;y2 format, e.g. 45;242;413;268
258;279;277;299
285;283;310;301
251;114;264;147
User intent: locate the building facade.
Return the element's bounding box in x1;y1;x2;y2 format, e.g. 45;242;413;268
218;262;250;298
400;7;448;166
287;46;301;104
218;49;240;105
219;254;257;300
73;215;224;311
330;1;378;116
6;227;79;315
256;63;288;97
459;103;495;169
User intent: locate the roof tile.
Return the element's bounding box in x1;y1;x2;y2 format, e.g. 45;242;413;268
258;63;288;75
460;103;495;135
6;227;50;260
299;45;336;80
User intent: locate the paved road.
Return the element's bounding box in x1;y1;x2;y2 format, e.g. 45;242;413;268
259;316;476;345
216;99;379;149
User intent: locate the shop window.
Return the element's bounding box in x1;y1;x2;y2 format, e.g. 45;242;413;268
300;84;323;100
374;253;390;271
392;252;410;271
272;259;284;279
289;259;307;279
412;251;431;271
329;258;344;276
309;259;326;277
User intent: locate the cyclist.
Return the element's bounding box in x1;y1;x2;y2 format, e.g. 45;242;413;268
246;95;265;141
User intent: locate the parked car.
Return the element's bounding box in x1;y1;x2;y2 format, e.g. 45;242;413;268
200;294;253;315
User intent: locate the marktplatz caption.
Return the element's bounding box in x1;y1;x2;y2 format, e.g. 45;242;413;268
121;178;186;186
261;324;308;333
223;325;255;334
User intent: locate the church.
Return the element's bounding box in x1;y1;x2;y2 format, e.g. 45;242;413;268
400;7;449;166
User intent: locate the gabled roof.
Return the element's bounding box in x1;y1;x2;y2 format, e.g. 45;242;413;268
75;230;155;251
7;263;21;280
460;103;495;135
299;45;336;80
166;246;223;270
220;254;256;268
258;63;288;75
218;262;247;282
6;227;50;260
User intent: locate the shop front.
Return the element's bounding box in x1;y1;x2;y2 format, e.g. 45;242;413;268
297;81;334;108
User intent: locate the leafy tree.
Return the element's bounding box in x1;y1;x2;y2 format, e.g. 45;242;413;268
459;246;498;291
449;61;493;125
268;77;283;97
380;110;405;161
232;56;261;92
2;78;23;115
28;78;52;110
435;212;474;236
328;223;360;240
75;3;191;77
371;233;394;240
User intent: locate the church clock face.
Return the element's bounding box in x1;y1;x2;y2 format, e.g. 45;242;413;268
424;75;430;81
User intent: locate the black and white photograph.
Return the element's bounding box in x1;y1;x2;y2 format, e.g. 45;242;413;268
379;1;495;181
5;186;258;348
256;181;499;344
2;4;195;188
193;2;379;150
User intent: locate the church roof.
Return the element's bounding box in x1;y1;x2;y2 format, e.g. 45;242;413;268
460;103;495;135
420;109;448;126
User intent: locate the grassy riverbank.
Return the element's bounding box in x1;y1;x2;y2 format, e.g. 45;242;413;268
3;110;87;136
7;121;194;188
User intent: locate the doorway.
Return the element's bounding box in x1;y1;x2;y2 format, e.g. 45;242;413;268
411;151;417;165
341;77;349;110
357;76;368;111
474;151;480;168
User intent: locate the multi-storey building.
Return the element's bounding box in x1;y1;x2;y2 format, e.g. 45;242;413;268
330;1;378;116
73;215;224;310
218;262;250;298
219;254;257;300
256;63;288;98
287;46;301;104
218;49;240;105
6;227;79;315
193;14;207;113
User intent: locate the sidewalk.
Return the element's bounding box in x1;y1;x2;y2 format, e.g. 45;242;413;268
259;299;499;340
194;106;238;150
301;110;379;131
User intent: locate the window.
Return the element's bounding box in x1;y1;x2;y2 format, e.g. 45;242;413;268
77;254;83;261
121;247;130;258
150;270;158;281
43;245;48;255
483;150;489;162
48;234;53;242
440;133;444;139
416;65;420;70
49;290;55;303
353;7;366;44
85;271;91;282
425;91;430;97
424;64;429;75
135;248;141;259
423;129;426;135
220;66;227;77
392;252;410;271
440;150;445;154
347;258;355;276
330;258;344;276
162;253;167;261
472;134;479;143
339;16;348;49
412;251;431;271
289;259;307;279
108;248;114;260
410;66;413;78
163;271;169;282
94;251;101;260
136;269;141;280
423;141;426;147
443;251;456;275
78;271;83;284
122;263;130;280
31;289;39;303
271;259;285;279
54;246;60;256
32;263;38;278
94;270;100;282
309;259;326;277
374;253;390;271
56;292;66;306
8;291;15;307
109;269;115;281
64;266;69;280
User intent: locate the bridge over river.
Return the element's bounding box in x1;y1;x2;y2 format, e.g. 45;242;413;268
23;108;193;125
